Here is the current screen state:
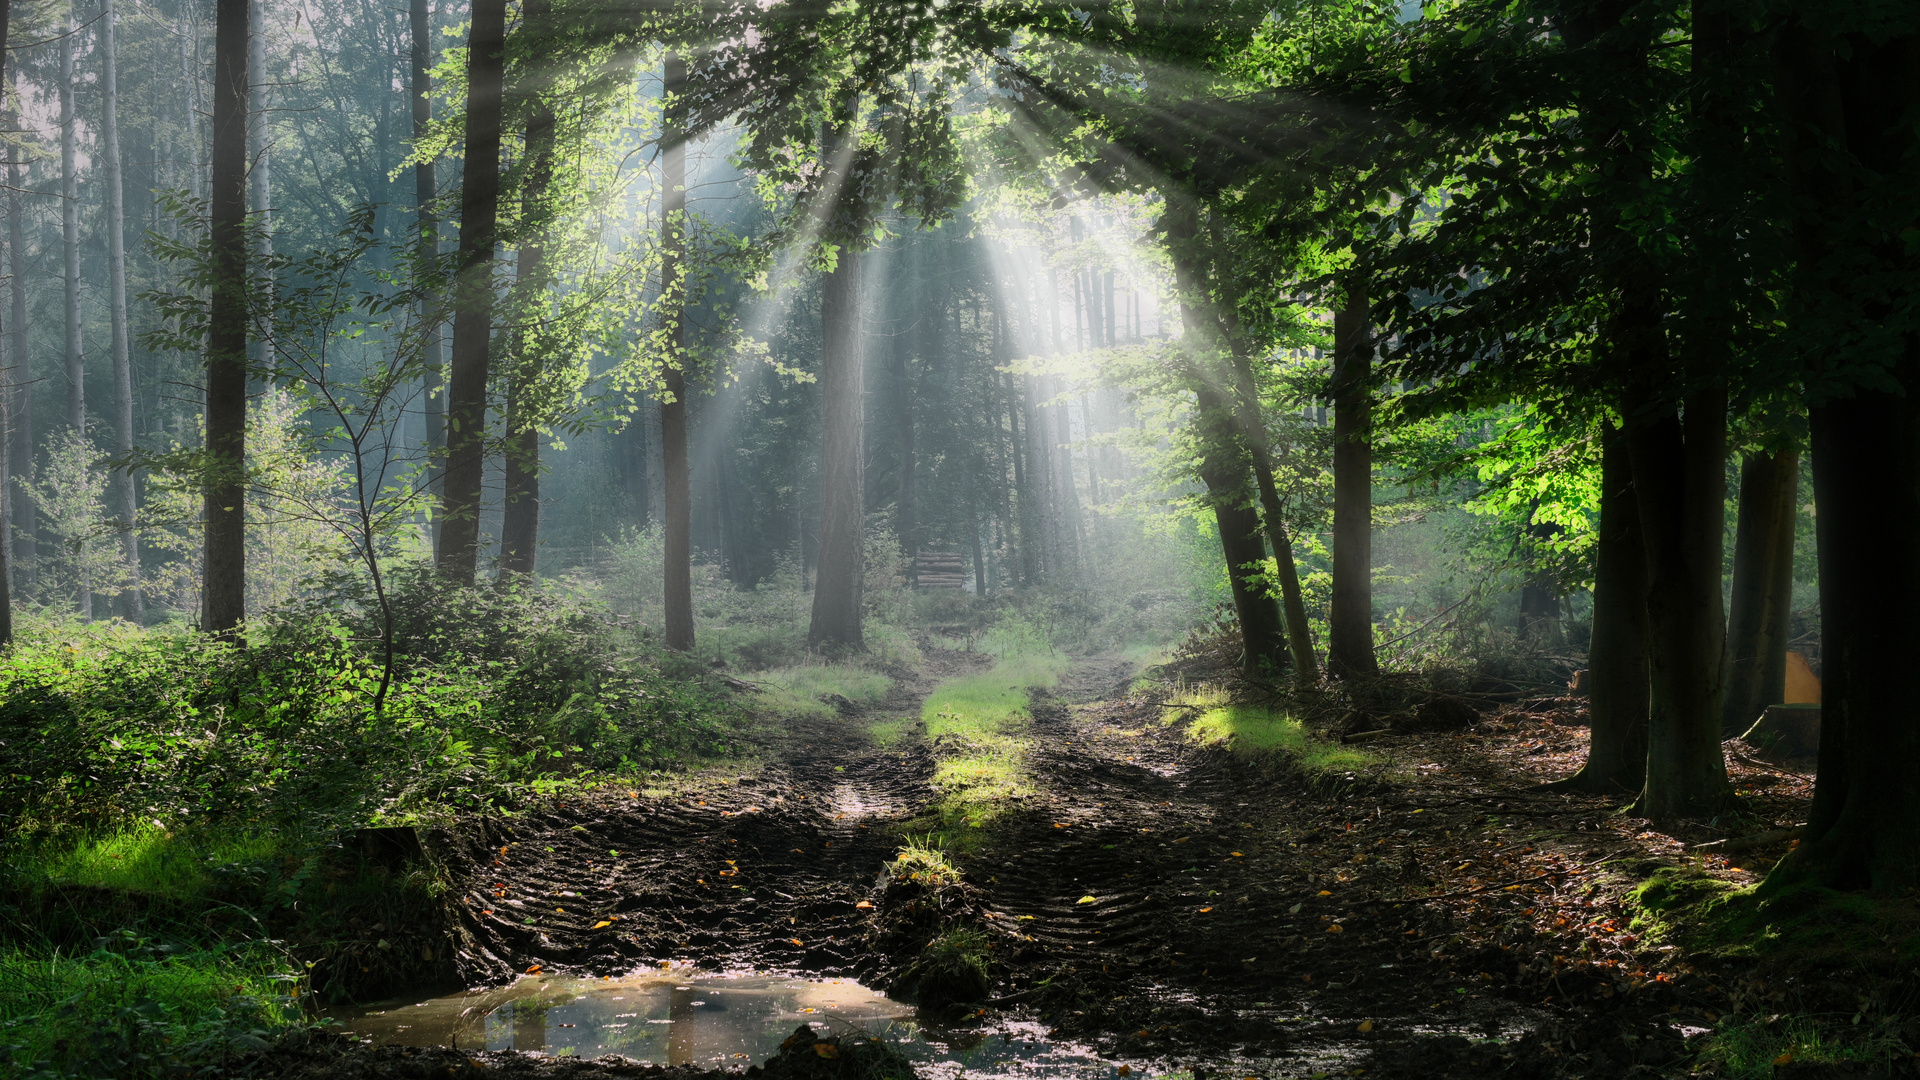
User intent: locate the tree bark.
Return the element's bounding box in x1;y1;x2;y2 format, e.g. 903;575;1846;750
409;0;443;551
0;0;11;648
60;14;81;440
435;0;507;583
1766;24;1920;891
807;245;865;649
1557;424;1649;793
247;0;271;362
499;1;557;578
659;51;694;651
1328;280;1378;679
6;104;29;590
1625;382;1730;818
203;0;250;634
102;0;140;620
1197;387;1286;677
1722;449;1799;733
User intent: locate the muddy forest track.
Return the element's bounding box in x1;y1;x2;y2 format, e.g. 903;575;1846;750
439;658;967;987
410;652;1703;1079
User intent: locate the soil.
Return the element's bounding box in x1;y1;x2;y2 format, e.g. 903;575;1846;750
258;649;1912;1079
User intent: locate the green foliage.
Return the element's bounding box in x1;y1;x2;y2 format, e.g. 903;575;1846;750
752;665;894;722
0;569;746;844
1183;703;1379;774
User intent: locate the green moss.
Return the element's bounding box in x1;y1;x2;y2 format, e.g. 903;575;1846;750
1624;865;1920;964
1183;705;1380;774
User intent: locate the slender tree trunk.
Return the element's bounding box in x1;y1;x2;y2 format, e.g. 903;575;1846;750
807;245;865;649
247;0;271;357
1626;382;1730;818
1328;280;1378;679
1196;387;1286;677
1722;449;1799;733
6;118;28;587
0;0;10;648
409;0;443;551
61;17;82;438
1557;424;1649;793
499;4;556;578
102;0;140;620
659;51;694;650
203;0;249;634
435;0;507;583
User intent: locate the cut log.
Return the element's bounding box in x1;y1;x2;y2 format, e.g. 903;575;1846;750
1783;650;1820;704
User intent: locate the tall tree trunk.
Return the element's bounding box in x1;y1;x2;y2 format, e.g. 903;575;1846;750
1557;424;1649;793
1722;449;1799;733
1626;382;1730;818
410;0;443;550
659;51;694;650
6;113;28;589
807;245;865;649
1328;280;1378;679
499;3;557;578
0;0;11;648
102;0;140;621
894;345;917;570
247;0;271;359
60;14;80;437
1767;24;1920;892
203;0;249;634
435;0;508;583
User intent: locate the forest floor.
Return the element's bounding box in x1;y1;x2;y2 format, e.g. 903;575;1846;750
252;650;1917;1080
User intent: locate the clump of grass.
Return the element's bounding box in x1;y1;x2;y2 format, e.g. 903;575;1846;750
1183;705;1379;774
752;664;893;721
888;836;962;886
896;927;993;1009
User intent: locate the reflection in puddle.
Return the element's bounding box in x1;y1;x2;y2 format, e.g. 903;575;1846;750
337;972;1117;1077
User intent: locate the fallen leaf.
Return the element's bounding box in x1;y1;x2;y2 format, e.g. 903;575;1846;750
555;908;565;913
1054;823;1068;829
1357;1021;1374;1032
480;910;494;915
526;965;542;974
1327;924;1344;933
1230;852;1244;857
1774;1053;1794;1066
790;938;804;947
1318;890;1333;897
1199;907;1214;913
855;900;874;910
593;920;613;929
813;1043;839;1059
1078;895;1099;904
1118;1067;1131;1077
1289;903;1303;914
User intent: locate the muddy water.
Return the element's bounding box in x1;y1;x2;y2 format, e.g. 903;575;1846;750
337;971;1119;1078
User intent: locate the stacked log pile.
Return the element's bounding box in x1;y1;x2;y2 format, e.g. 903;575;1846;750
913;551;966;589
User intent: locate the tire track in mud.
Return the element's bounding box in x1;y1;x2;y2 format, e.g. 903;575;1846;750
966;659;1568;1078
439;669;957;988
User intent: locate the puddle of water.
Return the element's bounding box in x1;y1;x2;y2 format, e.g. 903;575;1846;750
337;971;1120;1078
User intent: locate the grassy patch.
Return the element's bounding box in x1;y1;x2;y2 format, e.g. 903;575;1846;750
0;940;304;1076
1183;704;1379;774
1695;1011;1912;1079
917;644;1069;834
752;664;894;721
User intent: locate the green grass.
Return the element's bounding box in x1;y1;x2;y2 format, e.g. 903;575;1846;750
21;828;283;900
917;644;1069;833
1183;704;1379;773
1694;1011;1912;1079
0;939;303;1075
752;664;894;721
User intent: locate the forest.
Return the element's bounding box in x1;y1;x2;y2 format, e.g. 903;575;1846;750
0;0;1912;1077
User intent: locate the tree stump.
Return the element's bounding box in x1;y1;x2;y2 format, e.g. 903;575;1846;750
1740;703;1821;760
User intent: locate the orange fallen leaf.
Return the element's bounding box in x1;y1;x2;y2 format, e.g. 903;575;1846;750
1318;890;1333;896
813;1043;839;1059
1774;1052;1795;1066
1198;907;1213;913
1327;924;1344;933
855;901;874;910
1118;1067;1131;1077
1054;823;1068;829
790;937;804;947
1229;852;1244;857
526;965;542;974
480;910;494;915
